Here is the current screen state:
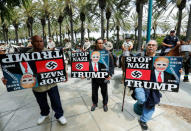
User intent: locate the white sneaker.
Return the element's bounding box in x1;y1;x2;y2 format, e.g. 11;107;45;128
37;115;49;125
58;116;67;125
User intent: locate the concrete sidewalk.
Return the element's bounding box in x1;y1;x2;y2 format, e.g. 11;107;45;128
0;67;191;131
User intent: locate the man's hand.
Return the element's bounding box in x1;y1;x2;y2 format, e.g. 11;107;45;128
81;76;85;79
179;68;183;74
105;75;111;80
168;45;173;47
64;74;68;82
1;77;7;85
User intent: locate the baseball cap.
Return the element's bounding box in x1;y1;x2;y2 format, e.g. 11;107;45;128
170;30;175;33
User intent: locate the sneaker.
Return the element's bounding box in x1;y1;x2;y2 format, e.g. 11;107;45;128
91;104;97;111
138;120;148;130
103;105;108;112
37;115;49;125
58;116;67;125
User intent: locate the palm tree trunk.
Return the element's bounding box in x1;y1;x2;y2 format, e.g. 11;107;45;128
106;18;109;39
153;27;156;39
186;5;191;41
27;27;31;38
15;25;19;44
74;31;77;44
176;9;182;37
137;3;143;51
4;27;8;44
42;25;45;42
30;24;33;37
135;28;138;50
101;9;104;39
56;32;58;43
81;20;84;45
116;26;119;49
59;22;62;44
2;25;6;42
70;12;74;44
47;17;51;37
87;29;90;38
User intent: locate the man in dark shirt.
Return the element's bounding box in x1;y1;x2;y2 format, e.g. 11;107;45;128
90;38;114;112
161;30;179;55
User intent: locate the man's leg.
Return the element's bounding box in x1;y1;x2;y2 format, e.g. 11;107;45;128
134;88;146;105
140;105;155;122
100;82;108;105
183;61;189;82
33;90;50;116
100;82;108;112
47;86;64;119
92;81;99;105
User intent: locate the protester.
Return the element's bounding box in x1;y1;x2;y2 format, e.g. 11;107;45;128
121;36;133;83
62;38;72;63
47;38;55;50
90;38;114;112
103;38;113;51
0;44;6;54
122;36;133;56
27;38;33;47
131;40;161;130
2;35;67;125
181;40;191;82
82;38;91;51
161;30;179;56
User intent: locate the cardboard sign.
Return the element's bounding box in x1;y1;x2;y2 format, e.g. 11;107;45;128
124;56;182;92
71;51;109;78
0;50;66;92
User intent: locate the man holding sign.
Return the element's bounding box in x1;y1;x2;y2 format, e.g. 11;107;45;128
2;35;67;125
133;40;161;130
90;38;114;112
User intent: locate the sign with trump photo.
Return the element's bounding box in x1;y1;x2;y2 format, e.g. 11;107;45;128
0;50;66;92
124;56;182;92
71;51;109;78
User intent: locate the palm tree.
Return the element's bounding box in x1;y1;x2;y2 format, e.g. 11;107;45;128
2;23;9;43
40;16;46;41
136;0;148;50
64;0;75;44
54;0;65;44
186;4;191;41
41;0;54;38
106;7;111;40
98;0;106;39
152;12;164;39
11;8;21;45
22;0;36;37
78;0;88;45
176;0;186;37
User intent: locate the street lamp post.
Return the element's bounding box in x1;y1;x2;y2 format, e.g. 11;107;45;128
146;0;153;43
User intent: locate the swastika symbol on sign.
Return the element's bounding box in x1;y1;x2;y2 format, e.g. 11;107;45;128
76;63;83;70
46;61;58;70
131;70;142;78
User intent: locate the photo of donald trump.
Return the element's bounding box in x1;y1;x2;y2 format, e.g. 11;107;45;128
152;57;176;83
90;51;106;72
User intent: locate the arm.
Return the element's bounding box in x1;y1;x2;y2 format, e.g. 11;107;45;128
106;52;114;80
162;42;173;47
1;77;7;85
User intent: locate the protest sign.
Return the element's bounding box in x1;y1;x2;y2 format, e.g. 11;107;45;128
0;50;66;92
124;56;182;92
71;50;109;78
